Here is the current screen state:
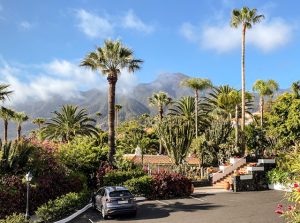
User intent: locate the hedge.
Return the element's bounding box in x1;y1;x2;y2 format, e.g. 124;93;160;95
0;213;31;223
103;170;146;186
124;175;153;197
35;190;90;223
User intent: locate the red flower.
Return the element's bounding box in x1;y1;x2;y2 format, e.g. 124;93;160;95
294;183;299;188
298;188;300;193
275;209;284;215
288;205;293;210
277;204;283;209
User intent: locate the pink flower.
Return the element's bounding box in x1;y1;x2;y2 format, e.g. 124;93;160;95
288;205;293;210
294;183;299;188
277;204;283;209
275;209;284;215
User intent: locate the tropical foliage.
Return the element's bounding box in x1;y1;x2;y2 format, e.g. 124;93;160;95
42;105;98;142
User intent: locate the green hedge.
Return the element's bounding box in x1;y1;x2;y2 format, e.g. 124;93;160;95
0;213;31;223
35;190;90;223
266;168;291;184
103;170;146;186
124;175;153;197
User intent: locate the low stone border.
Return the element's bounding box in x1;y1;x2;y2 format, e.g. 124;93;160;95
54;203;93;223
268;183;292;192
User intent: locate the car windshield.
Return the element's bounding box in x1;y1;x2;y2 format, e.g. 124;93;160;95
109;190;131;197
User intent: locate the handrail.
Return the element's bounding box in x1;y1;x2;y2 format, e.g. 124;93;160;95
212;158;246;184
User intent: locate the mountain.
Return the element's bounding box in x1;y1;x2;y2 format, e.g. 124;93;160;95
2;73;194;138
1;72;287;139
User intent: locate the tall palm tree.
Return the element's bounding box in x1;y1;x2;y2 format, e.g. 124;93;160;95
13;112;29;140
43;105;98;142
149;91;172;154
0;107;15;143
115;104;122;128
291;81;300;99
32;117;46;130
231;7;264;131
252;79;279;127
181;78;212;138
0;84;13;103
81;40;143;164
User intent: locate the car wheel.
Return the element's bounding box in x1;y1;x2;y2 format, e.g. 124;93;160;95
101;206;108;220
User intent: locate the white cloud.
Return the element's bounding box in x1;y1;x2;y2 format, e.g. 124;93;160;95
0;58;139;105
75;9;154;38
122;10;154;33
180;17;294;53
75;9;114;38
19;20;33;30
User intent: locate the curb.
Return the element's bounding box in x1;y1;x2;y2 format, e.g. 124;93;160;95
53;203;92;223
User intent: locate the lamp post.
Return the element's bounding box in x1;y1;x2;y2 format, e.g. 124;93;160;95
25;172;33;220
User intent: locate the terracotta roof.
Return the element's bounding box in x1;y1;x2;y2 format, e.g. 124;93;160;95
124;154;200;165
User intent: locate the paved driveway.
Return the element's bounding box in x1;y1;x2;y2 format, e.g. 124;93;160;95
71;190;286;223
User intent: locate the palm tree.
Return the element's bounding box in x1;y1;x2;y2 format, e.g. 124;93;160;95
252;79;279;127
0;84;13;103
32;117;45;130
181;78;212;138
149;91;172;154
115;104;123;128
231;7;264;131
13;112;29;140
291;81;300;99
81;40;143;164
0;107;15;143
43;105;98;142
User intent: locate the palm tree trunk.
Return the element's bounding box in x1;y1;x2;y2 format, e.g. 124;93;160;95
4;120;8;144
241;23;246;131
159;106;163;154
235;105;239;148
260;96;264;127
241;23;246;155
107;76;117;165
17;124;21;141
195;90;199;138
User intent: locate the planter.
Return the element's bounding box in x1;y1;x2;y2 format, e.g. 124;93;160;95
230;157;240;164
258;159;275;164
224;181;231;190
246;166;264;173
240;175;253;180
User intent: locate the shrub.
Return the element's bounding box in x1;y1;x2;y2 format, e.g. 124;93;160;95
124;175;153;196
266;168;290;184
150;172;192;199
35;190;90;223
103;170;146;186
0;213;31;223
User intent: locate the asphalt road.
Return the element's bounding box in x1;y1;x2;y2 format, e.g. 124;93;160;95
71;190;286;223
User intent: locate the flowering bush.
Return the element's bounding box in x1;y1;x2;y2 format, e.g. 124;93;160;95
150;171;192;199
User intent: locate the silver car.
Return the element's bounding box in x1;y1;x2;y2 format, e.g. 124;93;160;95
93;186;137;219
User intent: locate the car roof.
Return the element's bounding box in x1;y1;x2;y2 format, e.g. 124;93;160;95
105;186;129;193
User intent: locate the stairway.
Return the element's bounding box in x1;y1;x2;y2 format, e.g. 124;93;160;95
213;163;254;188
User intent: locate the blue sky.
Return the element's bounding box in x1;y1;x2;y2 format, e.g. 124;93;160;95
0;0;299;104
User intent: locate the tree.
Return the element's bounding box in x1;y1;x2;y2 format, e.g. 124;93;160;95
149;91;172;154
252;79;279;127
32;117;45;130
0;84;13;103
231;7;264;132
0;107;15;143
13;112;29;141
43;105;98;142
81;40;143;164
181;78;212;138
291;81;300;99
115;104;122;128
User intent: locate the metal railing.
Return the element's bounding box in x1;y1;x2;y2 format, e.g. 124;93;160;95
212;158;246;184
